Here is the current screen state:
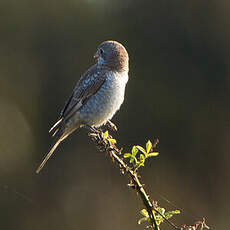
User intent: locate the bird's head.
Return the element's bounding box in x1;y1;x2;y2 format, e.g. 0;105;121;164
94;40;129;72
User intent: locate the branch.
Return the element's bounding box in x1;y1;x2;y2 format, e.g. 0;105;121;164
87;127;209;230
89;129;159;229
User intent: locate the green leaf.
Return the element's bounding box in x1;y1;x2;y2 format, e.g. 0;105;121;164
155;217;163;226
124;153;131;158
155;208;180;226
131;146;138;157
103;131;109;138
146;140;152;153
171;210;180;214
148;152;159;157
136;145;146;155
140;209;149;217
164;210;180;219
139;206;180;227
108;138;116;144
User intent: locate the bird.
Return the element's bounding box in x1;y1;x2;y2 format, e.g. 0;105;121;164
36;40;129;173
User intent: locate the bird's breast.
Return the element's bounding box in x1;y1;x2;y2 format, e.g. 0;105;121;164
78;71;128;126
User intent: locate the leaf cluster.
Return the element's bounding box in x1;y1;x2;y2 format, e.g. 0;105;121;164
124;140;159;171
138;205;180;227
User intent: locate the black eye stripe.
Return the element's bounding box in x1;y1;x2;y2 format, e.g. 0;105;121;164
99;48;104;55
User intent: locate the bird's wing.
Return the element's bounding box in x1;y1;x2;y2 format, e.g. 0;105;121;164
50;65;107;133
38;65;107;173
62;65;106;121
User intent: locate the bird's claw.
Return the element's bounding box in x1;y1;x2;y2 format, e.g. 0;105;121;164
85;125;100;134
105;120;118;132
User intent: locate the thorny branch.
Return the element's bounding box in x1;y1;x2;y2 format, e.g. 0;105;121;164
87;127;210;230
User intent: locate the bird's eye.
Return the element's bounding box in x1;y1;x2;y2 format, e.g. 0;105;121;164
99;48;104;55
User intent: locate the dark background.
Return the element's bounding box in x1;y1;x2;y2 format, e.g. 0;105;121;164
0;0;229;229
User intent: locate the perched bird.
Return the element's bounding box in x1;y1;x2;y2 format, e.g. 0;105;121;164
36;40;129;173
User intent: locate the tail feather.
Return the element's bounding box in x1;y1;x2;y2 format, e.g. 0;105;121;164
36;122;81;174
36;138;62;174
49;118;63;136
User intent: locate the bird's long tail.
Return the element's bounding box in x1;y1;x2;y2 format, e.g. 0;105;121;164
36;137;63;174
36;120;81;174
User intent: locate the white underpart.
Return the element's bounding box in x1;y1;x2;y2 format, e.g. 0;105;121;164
77;70;129;127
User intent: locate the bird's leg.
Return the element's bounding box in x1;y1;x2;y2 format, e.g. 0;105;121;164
105;120;118;132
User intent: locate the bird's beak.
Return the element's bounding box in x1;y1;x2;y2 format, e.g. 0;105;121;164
94;50;99;59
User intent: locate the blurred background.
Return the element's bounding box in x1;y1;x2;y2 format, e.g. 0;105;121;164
0;0;229;229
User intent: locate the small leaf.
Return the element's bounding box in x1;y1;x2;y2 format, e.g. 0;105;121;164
146;140;152;153
124;153;131;158
148;152;159;157
131;146;138;157
155;217;163;226
103;131;109;138
172;210;180;214
164;210;180;219
108;138;116;144
136;145;146;155
140;209;149;217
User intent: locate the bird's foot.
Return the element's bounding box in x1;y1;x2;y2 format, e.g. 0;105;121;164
85;125;100;134
105;120;118;132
